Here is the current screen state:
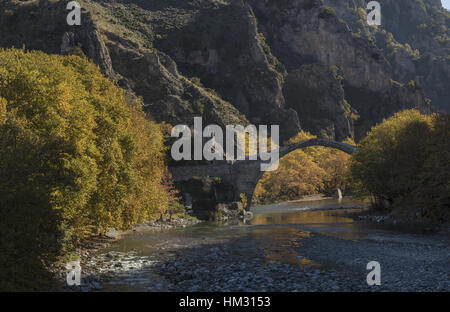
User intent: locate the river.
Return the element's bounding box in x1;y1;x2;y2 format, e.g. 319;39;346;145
80;197;449;292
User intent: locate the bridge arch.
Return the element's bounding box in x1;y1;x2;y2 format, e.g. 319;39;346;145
170;139;357;214
232;139;357;208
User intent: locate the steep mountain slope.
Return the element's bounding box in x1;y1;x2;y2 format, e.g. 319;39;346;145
0;0;448;142
0;0;250;131
322;0;450;114
247;0;432;139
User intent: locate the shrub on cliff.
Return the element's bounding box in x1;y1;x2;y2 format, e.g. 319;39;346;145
318;5;336;19
0;48;176;290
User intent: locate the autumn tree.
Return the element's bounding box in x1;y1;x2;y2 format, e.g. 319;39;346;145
0;48;177;290
412;114;450;221
349;109;450;222
350;110;433;209
253;131;353;204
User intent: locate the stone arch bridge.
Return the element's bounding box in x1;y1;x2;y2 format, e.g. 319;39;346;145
170;139;357;214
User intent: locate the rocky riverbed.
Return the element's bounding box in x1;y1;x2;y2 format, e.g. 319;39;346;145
62;199;450;292
60;216;200;291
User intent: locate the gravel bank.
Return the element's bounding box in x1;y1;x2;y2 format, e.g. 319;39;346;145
60;217;200;291
76;224;449;292
149;230;449;292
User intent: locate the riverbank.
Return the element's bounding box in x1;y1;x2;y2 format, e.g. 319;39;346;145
149;228;449;292
78;216;201;258
59;198;449;292
75;208;449;292
57;215;200;291
253;194;336;206
340;207;450;235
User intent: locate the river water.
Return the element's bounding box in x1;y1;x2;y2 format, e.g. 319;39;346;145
82;198;449;292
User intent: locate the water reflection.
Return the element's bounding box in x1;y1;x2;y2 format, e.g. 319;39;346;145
247;226;318;267
251;209;358;226
108;198;370;260
250;198;371;243
251;197;367;215
95;198;372;290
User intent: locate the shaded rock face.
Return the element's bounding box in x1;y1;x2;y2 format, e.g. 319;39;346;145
0;0;115;78
106;44;247;128
154;0;301;141
322;0;450;113
284;64;354;141
0;0;248;130
250;1;392;96
380;0;447;56
381;0;450;113
60;14;116;79
174;177;246;221
246;0;431;139
249;0;392;92
0;0;448;142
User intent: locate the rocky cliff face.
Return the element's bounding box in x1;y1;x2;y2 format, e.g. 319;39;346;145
321;0;449;113
0;0;448;142
283;64;355;141
150;0;302;140
0;0;249;130
247;0;431;139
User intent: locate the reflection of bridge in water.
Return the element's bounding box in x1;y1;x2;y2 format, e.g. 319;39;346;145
170;139;357;208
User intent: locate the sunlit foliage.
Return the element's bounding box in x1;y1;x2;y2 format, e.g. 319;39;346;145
350;109;449;222
253;131;353;204
0;48;177;290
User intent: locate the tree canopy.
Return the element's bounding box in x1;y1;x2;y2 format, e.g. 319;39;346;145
350;109;449;222
253;131;353;204
0;48;176;290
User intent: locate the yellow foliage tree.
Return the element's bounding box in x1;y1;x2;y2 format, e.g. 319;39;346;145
350;109;433;209
350;109;450;222
253;131;353;204
0;48;177;290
